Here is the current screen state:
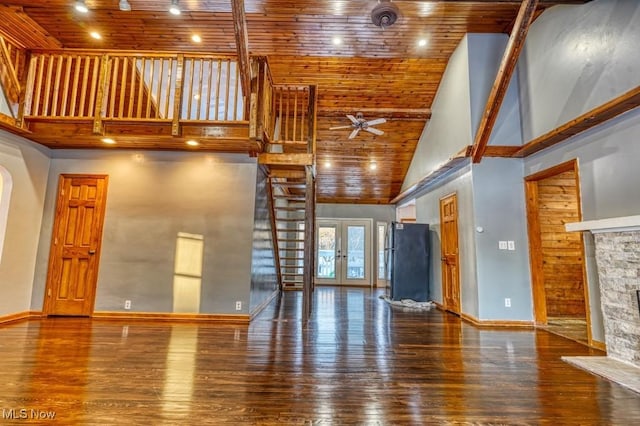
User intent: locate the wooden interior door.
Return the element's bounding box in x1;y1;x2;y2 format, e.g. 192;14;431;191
525;160;591;341
440;193;461;314
44;175;109;316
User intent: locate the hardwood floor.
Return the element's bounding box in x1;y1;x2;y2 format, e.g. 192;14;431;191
1;286;639;424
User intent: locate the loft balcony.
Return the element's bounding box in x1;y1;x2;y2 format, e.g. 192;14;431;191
0;40;316;158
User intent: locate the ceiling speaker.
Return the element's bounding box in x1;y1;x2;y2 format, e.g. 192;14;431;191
371;1;399;28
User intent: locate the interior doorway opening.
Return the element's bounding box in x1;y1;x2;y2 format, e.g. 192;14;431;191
525;160;591;346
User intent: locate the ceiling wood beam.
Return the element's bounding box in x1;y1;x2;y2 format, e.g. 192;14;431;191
514;85;640;158
231;0;250;99
471;0;538;163
258;153;313;167
318;107;431;120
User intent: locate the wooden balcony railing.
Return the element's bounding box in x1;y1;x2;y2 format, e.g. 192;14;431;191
251;57;316;151
21;51;245;132
0;35;26;109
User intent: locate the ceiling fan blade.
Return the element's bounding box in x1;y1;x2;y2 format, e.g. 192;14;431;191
349;128;361;139
346;114;359;124
365;127;384;136
329;125;354;130
365;118;386;126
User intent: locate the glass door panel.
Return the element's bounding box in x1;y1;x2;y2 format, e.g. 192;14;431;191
317;224;337;281
316;219;371;286
345;225;365;280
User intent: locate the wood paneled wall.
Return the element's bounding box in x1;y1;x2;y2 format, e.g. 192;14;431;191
536;170;586;317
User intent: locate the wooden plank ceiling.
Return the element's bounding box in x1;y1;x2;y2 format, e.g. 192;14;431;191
0;0;588;204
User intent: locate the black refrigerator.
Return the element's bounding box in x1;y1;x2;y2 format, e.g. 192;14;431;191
385;222;430;302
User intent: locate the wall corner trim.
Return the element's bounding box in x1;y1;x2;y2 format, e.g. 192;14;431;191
250;289;280;320
461;312;534;328
92;311;251;324
0;311;44;325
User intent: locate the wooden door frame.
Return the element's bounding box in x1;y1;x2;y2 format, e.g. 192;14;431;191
440;192;461;314
43;174;109;316
524;159;592;343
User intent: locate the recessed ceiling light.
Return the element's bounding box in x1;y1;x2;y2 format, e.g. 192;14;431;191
119;0;132;12
74;0;88;13
192;34;202;43
169;0;181;15
90;31;102;40
186;140;199;146
324;160;332;169
369;162;378;171
102;138;116;144
418;39;428;47
332;36;342;46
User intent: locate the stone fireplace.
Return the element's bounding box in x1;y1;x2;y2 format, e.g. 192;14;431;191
564;215;640;393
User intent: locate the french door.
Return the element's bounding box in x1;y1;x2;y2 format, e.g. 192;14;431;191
316;219;372;286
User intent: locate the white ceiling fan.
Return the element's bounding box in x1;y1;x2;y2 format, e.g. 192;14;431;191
330;112;387;139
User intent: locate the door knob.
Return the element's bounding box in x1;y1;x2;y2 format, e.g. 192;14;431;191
89;250;96;255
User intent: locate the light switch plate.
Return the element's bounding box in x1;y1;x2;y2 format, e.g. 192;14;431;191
507;241;515;251
498;241;508;250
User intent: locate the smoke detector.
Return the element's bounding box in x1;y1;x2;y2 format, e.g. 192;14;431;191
371;0;399;28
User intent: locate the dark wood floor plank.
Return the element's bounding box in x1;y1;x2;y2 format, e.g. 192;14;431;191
0;286;639;424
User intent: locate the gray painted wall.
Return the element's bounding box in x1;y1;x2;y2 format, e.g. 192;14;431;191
249;167;278;313
31;150;258;315
472;158;531;321
0;132;50;316
402;36;472;192
467;34;523;147
520;0;640;141
520;0;640;343
414;166;478;317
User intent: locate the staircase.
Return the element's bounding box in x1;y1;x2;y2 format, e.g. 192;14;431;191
252;61;317;317
269;175;310;290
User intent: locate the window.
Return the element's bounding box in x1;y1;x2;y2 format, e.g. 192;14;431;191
0;166;12;263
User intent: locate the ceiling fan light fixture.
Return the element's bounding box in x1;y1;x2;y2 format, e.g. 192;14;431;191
119;0;132;12
169;0;181;15
74;0;88;13
371;0;399;29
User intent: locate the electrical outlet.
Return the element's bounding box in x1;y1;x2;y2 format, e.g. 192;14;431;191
124;300;131;310
235;301;242;311
498;241;508;250
507;241;515;251
505;298;511;308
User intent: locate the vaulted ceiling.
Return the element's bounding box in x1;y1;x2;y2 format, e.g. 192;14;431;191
0;0;589;203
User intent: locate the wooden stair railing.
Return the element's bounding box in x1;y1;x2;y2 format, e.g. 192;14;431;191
257;76;317;319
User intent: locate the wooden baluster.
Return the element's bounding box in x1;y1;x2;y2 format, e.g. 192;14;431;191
119;57;128;119
32;55;45;117
16;52;36;127
42;54;54;116
69;56;80;117
93;55;110;134
224;59;231;121
233;61;240;121
136;58;145;118
293;87;298;142
185;58;194;120
156;58;164;119
300;88;306;142
87;57;99;119
51;55;63;117
285;87;290;141
145;58;155;119
206;60;213;120
60;55;72;117
109;57;119;118
127;57;136;118
163;58;172;119
195;58;204;120
172;54;184;135
214;59;221;120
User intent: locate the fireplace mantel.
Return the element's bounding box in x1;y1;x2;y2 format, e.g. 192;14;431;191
566;215;640;233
